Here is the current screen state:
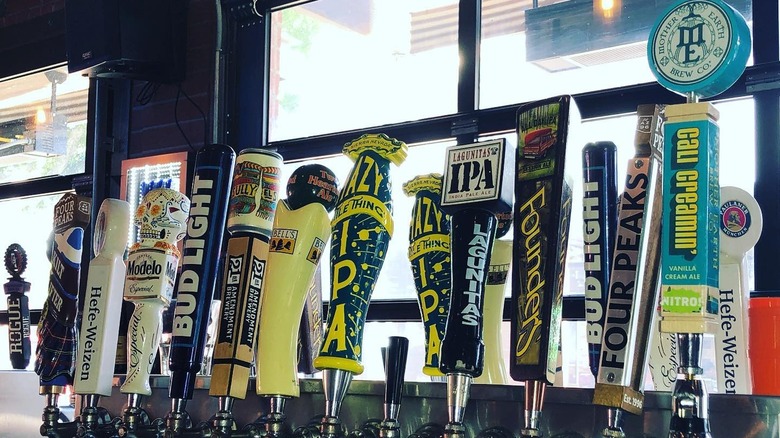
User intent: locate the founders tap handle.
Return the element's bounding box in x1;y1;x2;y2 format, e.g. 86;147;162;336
438;139;513;377
36;192;91;392
384;336;409;410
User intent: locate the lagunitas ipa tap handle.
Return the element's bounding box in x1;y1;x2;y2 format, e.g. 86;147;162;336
169;143;235;412
209;149;283;403
439;138;513;436
582;142;618;379
716;186;762;394
121;189;189;398
74;200;131;408
403;174;451;378
36;192;91;393
314;133;407;434
5;244;31;370
475;210;512;385
592;105;665;438
512;96;577;438
255;164;338;400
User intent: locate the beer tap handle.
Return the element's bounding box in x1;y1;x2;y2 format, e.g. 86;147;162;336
439;138;513;437
383;336;409;423
36;192;91;393
74;199;131;399
4;243;32;370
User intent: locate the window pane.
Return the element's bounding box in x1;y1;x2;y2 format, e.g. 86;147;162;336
0;67;89;184
269;0;458;142
0;192;70;310
480;0;753;108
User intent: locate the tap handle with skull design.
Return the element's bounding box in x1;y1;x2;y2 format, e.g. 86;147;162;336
5;243;31;370
120;189;190;398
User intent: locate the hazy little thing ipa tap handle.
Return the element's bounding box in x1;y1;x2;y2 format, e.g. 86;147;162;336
403;174;451;378
169;143;235;410
475;209;512;385
74;199;131;402
5;244;31;370
255;164;339;402
36;192;91;394
120;189;189;398
512;96;577;438
209;149;283;402
439;138;513;435
582;142;618;379
314;134;406;432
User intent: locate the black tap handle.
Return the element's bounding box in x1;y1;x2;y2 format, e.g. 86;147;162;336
384;336;409;406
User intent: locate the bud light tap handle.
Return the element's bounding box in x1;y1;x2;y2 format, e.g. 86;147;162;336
169;143;235;403
438;138;513;377
581;142;619;379
36;192;91;393
5;244;31;370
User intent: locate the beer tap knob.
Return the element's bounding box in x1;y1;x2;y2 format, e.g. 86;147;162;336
313;133;408;438
36;192;91;438
119;189;190;434
379;336;409;438
4;243;31;370
73;199;131;435
208;149;283;436
255;163;339;438
167;143;235;434
511;96;577;438
439;138;513;438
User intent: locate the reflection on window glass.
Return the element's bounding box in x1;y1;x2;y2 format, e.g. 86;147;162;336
480;0;753;108
269;0;458;142
0;67;89;184
0;192;69;310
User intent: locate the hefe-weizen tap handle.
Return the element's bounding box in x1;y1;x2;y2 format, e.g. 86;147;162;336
36;192;91;392
169;143;235;401
5;244;31;370
314;133;407;374
255;164;339;399
384;336;409;411
121;188;190;396
582;141;619;379
438;138;513;377
74;199;131;397
209;149;284;399
403;174;451;377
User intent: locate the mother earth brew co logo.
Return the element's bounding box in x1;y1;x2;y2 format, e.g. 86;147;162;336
650;2;731;86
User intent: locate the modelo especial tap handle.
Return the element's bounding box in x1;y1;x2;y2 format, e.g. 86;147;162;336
255;164;338;401
209;149;283;402
36;192;91;393
5;244;31;370
512;96;577;438
74;199;131;401
582;142;618;379
120;189;189;397
403;174;450;378
169;143;235;405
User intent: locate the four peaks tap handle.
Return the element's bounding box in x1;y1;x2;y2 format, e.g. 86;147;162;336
384;336;409;406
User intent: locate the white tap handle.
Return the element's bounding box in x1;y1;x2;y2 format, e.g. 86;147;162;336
74;199;130;397
121;301;164;396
